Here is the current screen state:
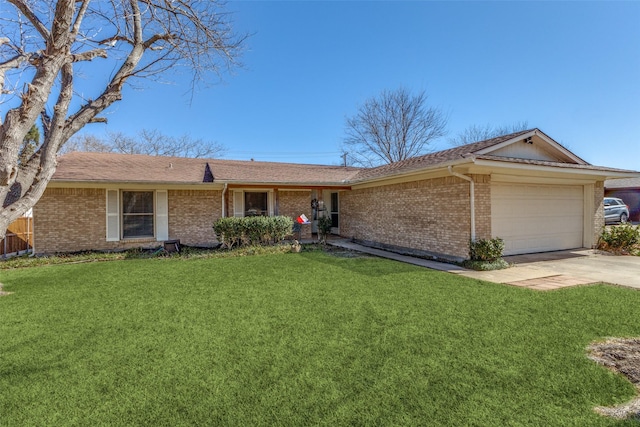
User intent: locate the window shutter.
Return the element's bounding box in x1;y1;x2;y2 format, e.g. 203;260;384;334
233;191;244;217
268;191;274;216
106;189;120;241
156;190;169;241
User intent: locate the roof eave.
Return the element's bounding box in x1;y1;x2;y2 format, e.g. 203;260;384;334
352;157;474;186
49;178;354;189
471;158;640;180
222;179;353;188
49;179;222;188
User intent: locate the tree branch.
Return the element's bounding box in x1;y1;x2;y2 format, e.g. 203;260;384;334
71;49;108;62
71;0;91;38
6;0;51;41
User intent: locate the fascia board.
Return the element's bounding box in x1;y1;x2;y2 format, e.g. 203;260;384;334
47;180;226;190
530;129;588;164
470;158;640;180
473;129;587;165
224;181;352;189
473;130;537;155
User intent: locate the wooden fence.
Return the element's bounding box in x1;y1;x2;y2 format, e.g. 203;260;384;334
1;217;33;257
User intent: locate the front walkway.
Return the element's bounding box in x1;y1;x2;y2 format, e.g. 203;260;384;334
326;239;466;273
326;239;640;291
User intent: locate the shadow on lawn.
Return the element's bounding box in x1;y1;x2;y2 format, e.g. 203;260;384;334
298;246;426;278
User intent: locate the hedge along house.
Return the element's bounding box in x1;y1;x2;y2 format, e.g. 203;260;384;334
34;129;638;260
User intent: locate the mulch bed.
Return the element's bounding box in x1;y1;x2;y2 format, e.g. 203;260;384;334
587;337;640;420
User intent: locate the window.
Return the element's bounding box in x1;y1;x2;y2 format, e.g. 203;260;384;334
122;191;154;238
244;192;268;216
232;190;273;218
330;192;339;228
106;190;167;242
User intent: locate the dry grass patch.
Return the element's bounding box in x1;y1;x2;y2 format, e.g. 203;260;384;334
588;337;640;420
0;282;12;296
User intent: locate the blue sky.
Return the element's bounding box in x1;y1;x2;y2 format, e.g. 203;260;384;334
80;1;640;170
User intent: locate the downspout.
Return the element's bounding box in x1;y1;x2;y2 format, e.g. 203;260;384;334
221;183;228;218
448;166;475;242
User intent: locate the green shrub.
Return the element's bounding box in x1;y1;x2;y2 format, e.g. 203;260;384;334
469;237;505;262
598;223;640;255
212;217;242;248
317;215;333;243
462;258;510;271
213;216;294;249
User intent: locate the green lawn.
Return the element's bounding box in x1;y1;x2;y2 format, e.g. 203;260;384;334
1;250;639;426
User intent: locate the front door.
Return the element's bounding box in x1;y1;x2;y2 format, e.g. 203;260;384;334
321;190;340;235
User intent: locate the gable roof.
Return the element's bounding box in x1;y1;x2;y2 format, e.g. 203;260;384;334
53;128;638;187
352;128;633;182
352;130;533;181
53;152;361;186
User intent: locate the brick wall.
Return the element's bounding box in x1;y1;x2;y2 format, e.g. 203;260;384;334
35;188;109;253
341;175;483;260
277;190;312;239
34;187;221;254
472;175;492;240
593;181;605;245
168;189;221;247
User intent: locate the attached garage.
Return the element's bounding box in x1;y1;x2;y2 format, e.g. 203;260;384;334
491;183;584;255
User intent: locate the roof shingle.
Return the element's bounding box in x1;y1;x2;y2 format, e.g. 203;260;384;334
53;129;637;186
352;129;533;181
53;152;361;185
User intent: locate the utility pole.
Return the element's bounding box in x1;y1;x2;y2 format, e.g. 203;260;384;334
342;152;348;167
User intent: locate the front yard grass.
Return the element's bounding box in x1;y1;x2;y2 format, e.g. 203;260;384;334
1;251;640;426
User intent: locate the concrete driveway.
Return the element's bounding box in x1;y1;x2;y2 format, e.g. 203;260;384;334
459;249;640;290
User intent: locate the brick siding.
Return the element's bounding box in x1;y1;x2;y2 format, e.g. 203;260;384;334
593;181;605;245
168;190;221;247
34;177;604;256
341;175;488;260
34;188;108;253
34;187;221;254
472;175;492;240
277;190;312;239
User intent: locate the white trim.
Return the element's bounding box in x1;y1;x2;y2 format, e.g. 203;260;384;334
268;190;274;216
583;184;595;249
490;173;600;185
474;129;587;165
232;189;275;217
470;159;631;180
474;130;537;155
156;190;169;241
222;183;228;217
106;189;120;241
233;191;244;217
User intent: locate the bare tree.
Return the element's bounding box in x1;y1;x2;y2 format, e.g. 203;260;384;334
62;129;226;158
0;0;245;239
62;134;113;153
448;121;530;146
342;88;448;167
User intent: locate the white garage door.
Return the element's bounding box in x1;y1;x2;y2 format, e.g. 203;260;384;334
491;183;584;255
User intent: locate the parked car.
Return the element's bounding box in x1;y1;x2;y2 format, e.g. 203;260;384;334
604;197;630;224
